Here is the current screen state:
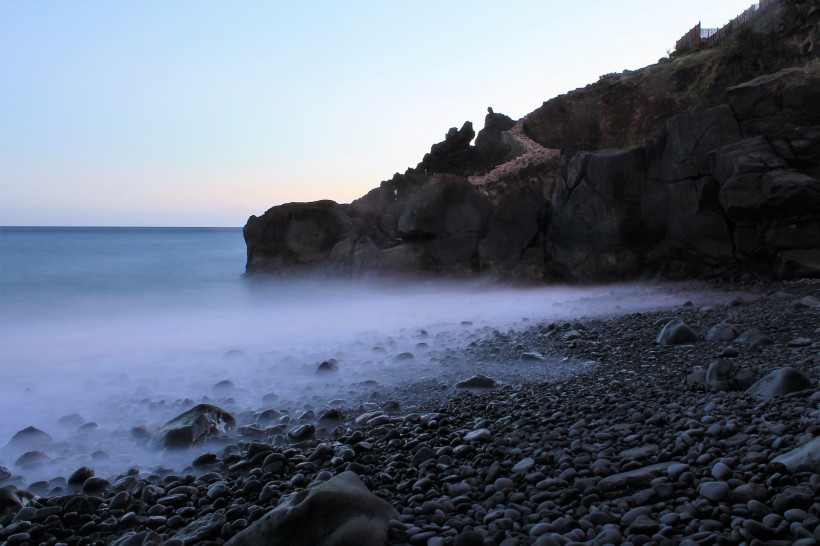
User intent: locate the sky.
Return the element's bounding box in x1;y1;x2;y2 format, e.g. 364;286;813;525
0;1;758;227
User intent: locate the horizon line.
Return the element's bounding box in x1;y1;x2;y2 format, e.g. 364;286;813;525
0;225;243;229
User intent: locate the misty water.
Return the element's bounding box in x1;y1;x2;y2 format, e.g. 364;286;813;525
0;227;731;486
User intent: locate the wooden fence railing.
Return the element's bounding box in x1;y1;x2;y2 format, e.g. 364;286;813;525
675;0;780;52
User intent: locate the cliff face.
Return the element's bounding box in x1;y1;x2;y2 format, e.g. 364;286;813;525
244;0;820;282
547;66;820;280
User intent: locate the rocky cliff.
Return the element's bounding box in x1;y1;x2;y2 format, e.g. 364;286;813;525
244;0;820;282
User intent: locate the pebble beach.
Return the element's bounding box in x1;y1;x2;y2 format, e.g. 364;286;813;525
1;279;818;546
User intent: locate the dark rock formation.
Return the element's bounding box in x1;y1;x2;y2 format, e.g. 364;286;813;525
148;404;236;450
419;122;482;176
1;427;52;458
243;3;820;282
224;471;399;546
546;65;820;280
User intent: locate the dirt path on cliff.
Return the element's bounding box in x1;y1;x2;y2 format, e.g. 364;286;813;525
468;118;560;187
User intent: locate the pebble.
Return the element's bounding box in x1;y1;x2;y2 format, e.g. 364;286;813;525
464;428;491;442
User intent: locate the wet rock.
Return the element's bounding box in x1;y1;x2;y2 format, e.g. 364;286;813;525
212;380;235;394
192;453;218;467
288;424;316;442
389;352;414;363
148;404;236;450
131;425;151;441
772;436;820;473
705;359;756;391
14;451;49;467
730;483;769;503
319;408;345;422
706;322;742;341
464;428;491;442
2;427;52;455
772;486;815;513
656;319;699;345
411;446;436;467
316;359;339;373
455;375;497;389
82;477;109;495
698;482;729;502
224;471;399;546
746;367;811;398
57;413;85;428
736;328;773;348
172;512;227;545
598;462;674;493
67;467;94;487
0;487;24;515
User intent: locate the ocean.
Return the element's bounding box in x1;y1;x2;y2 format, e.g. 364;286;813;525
0;226;725;484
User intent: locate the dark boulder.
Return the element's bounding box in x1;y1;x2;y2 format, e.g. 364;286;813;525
456;375;497;389
244;200;355;275
148;404;236;450
705;359;756;392
316;359;339;373
772;436;820;473
746;367;812;398
706;322;742;341
656;319;699;345
68;466;94;487
224;471;399;546
2;427;52;457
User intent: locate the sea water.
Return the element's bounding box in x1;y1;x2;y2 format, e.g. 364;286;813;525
0;226;728;484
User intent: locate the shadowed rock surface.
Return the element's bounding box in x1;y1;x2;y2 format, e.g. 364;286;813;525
148;404;237;450
224;471;399;546
244;3;820;282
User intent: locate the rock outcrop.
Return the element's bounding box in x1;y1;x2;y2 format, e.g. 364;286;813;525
244;3;820;282
547;65;820;280
224;471;399;546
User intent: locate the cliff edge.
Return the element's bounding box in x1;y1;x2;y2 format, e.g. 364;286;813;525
244;0;820;282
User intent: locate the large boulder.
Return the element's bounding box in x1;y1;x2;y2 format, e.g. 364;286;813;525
1;426;53;458
746;367;812;398
656;319;699;346
149;404;236;450
225;471;399;546
704;359;756;392
244;201;355;275
772;436;820;473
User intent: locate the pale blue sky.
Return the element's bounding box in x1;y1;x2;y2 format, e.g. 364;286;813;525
1;1;756;226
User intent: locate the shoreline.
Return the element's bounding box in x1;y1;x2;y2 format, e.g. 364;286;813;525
0;280;817;545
